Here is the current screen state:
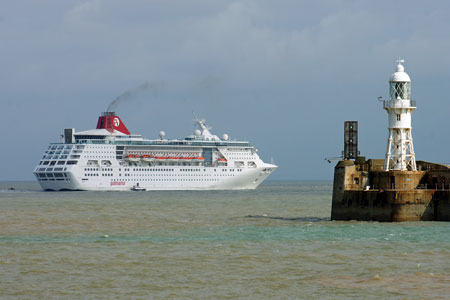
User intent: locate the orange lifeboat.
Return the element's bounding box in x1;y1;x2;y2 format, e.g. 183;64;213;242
127;154;140;162
143;154;155;162
166;157;179;163
180;157;193;164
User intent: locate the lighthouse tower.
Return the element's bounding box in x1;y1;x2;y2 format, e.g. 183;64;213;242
383;59;417;171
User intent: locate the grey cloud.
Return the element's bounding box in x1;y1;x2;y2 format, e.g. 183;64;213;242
1;0;450;180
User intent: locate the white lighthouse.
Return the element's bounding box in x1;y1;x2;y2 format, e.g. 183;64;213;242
383;59;417;171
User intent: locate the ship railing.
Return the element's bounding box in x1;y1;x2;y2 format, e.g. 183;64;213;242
122;161;218;167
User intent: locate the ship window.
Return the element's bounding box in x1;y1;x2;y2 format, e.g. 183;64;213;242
50;161;57;166
57;161;65;165
396;114;401;121
67;161;78;165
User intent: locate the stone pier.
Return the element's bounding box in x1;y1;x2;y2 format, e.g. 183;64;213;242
331;159;450;221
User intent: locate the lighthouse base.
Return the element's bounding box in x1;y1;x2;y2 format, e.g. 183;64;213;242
331;159;450;222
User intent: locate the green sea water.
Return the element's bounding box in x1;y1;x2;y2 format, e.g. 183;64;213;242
1;181;449;299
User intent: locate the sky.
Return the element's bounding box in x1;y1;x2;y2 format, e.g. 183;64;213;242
2;0;450;181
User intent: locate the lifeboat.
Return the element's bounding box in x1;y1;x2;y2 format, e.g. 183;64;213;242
192;157;205;162
142;155;155;162
126;154;141;162
218;158;227;162
166;157;179;163
180;157;193;164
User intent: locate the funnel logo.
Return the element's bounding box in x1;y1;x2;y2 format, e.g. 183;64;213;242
113;117;120;127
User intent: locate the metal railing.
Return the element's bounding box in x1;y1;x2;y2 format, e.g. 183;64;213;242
364;183;450;191
383;100;416;108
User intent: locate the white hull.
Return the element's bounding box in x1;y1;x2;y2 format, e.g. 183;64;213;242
36;164;276;191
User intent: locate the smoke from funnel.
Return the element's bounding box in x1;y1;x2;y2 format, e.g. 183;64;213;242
107;81;164;112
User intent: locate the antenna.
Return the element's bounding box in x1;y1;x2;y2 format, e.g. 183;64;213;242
396;58;405;65
192;111;204;127
192;111;199;123
192;111;211;131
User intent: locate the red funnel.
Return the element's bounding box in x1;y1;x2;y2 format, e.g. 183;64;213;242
96;112;130;135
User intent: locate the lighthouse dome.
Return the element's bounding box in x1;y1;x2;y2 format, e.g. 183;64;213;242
390;62;411;82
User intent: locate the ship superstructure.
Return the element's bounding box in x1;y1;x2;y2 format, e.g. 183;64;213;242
33;112;277;191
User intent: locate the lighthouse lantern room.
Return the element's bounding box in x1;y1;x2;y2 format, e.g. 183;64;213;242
383;59;417;171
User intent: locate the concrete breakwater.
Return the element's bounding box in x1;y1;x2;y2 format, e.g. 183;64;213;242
332;159;450;221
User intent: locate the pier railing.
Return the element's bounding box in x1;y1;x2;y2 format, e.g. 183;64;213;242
365;183;450;191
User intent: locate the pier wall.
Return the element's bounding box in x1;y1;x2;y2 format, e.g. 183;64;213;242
331;160;450;222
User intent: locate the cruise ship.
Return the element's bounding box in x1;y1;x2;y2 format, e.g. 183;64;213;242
33;112;277;191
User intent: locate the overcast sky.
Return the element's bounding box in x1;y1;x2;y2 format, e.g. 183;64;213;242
2;0;450;181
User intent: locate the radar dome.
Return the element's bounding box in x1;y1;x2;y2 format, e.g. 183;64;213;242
222;134;229;141
159;131;166;139
194;129;201;137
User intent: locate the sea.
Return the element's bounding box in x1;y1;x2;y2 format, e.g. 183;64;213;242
1;181;449;299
